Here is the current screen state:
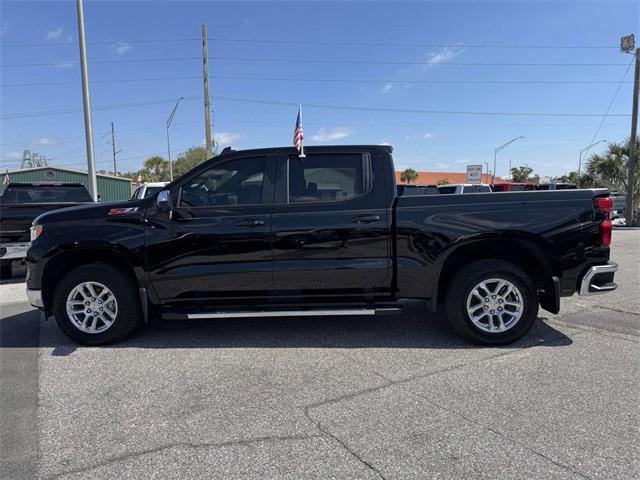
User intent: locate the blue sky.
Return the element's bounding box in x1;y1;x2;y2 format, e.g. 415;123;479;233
1;0;638;178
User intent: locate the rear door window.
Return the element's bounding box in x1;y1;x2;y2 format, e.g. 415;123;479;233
286;153;372;203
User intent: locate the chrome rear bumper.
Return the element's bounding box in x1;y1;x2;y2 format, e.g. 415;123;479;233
579;262;618;296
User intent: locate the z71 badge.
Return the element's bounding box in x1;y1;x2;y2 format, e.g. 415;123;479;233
108;207;140;215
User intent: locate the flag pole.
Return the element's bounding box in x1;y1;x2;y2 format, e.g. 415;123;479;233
299;104;305;159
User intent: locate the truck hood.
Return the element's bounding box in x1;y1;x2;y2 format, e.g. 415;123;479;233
34;199;147;225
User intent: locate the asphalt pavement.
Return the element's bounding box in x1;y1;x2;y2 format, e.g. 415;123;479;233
1;229;638;479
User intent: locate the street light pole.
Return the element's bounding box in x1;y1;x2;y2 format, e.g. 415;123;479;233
578;139;607;176
493;136;524;183
166;97;184;181
75;0;98;201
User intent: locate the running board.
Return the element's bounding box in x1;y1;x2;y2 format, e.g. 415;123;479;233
185;307;401;320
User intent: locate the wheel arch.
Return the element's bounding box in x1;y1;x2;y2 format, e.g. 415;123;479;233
432;234;557;312
41;246;139;313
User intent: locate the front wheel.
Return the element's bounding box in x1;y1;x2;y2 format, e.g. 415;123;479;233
445;260;538;345
53;263;141;345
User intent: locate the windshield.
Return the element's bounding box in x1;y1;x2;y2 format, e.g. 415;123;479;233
143;186;164;198
1;185;93;204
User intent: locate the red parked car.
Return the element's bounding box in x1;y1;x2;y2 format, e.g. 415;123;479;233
491;182;536;192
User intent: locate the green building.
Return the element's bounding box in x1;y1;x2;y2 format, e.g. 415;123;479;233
1;166;134;202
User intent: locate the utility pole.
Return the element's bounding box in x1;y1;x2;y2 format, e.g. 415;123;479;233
76;0;98;201
627;47;639;224
202;24;213;159
621;34;638;225
110;121;121;176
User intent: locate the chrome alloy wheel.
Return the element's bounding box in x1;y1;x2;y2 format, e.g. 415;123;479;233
466;278;524;333
66;281;118;334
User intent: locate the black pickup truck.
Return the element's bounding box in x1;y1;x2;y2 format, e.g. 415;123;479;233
0;183;93;277
26;145;618;346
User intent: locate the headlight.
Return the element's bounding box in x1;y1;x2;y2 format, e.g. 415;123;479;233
30;224;43;242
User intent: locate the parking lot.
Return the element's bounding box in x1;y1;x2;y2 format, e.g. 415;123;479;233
1;229;638;480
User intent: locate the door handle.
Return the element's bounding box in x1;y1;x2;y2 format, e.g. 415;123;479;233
237;218;266;227
352;214;381;223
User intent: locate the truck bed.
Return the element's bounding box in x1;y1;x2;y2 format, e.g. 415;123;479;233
395;188;610;302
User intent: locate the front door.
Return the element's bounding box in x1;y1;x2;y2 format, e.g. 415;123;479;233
271;150;392;298
146;154;276;303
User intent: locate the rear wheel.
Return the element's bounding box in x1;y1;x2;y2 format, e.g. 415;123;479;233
445;260;538;345
53;263;141;345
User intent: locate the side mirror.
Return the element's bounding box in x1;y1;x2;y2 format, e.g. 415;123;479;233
157;190;172;211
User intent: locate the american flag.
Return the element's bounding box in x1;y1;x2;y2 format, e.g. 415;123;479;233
293;105;304;156
2;170;9;186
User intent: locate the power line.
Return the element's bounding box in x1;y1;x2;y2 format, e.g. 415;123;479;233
0;120;209;147
1;56;628;68
215;96;632;118
1;75;634;88
587;57;635;148
1;93;632;120
0;37;618;49
0;97;198;120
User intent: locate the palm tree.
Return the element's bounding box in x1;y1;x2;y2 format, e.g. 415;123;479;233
400;168;418;184
586;137;640;224
143;156;170;182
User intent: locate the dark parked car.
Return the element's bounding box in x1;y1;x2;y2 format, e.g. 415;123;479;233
536;183;578;190
0;183;93;277
397;184;439;196
26;145;618;346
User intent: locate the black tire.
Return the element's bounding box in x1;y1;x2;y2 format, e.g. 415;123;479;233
53;263;141;345
0;260;12;279
445;259;539;345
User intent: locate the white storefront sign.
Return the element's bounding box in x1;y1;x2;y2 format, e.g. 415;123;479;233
466;164;483;184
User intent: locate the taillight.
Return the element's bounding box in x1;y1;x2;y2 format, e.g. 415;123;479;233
594;197;613;214
600;219;612;246
594;196;613;246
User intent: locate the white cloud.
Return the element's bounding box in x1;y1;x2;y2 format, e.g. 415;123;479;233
455;159;469;164
311;127;355;142
381;82;393;94
399;44;465;75
32;137;54;146
421;45;465;69
6;151;21;161
436;162;450;169
110;41;132;55
46;28;64;40
214;132;245;146
52;59;75;69
423;132;433;139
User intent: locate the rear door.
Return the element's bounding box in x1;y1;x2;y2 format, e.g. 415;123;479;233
271;150;392;297
146;154;276;302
